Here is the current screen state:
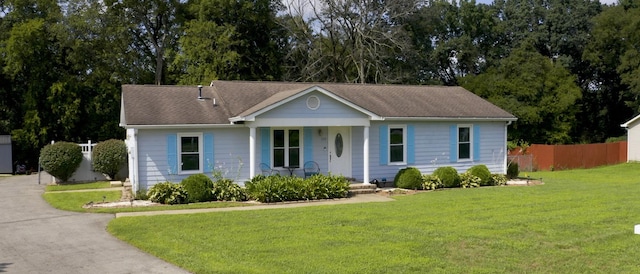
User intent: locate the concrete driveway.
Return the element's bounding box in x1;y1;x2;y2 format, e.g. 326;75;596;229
0;173;189;274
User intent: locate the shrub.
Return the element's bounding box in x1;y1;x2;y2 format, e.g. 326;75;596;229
507;161;519;179
433;166;460;188
460;172;480;188
421;174;443;190
467;165;492;186
40;142;83;182
148;182;188;204
92;139;127;180
212;179;247;201
180;174;214;203
491;174;508;186
135;188;149;200
304;175;350;199
394;167;423;189
245;174;349;203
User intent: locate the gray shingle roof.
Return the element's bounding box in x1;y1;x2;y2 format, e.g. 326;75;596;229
121;81;515;126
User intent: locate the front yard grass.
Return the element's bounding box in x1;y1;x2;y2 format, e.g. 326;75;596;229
43;188;254;214
108;163;640;273
45;181;112;191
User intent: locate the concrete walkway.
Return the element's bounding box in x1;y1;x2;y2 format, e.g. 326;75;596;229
116;194;394;218
0;173;189;274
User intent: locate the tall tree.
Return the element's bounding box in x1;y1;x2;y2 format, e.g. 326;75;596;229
105;0;183;85
174;0;285;83
582;0;637;142
462;46;582;144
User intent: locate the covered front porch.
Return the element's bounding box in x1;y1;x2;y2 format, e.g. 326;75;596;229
246;125;372;184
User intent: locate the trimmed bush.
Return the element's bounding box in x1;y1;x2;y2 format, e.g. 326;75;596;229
467;165;492;186
181;174;214;203
433;166;460;188
460;172;481;188
507;161;519;179
421;174;443;190
92;139;127;180
245;174;349;203
394;167;423;189
491;174;508;186
40;142;83;182
212;179;247;201
148;182;188;204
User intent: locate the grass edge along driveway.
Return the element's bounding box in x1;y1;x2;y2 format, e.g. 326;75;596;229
108;163;640;273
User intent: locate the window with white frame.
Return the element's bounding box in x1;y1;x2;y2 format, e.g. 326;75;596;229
389;125;406;164
458;125;471;160
273;129;300;167
179;133;203;173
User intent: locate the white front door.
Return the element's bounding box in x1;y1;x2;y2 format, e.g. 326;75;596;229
328;127;351;177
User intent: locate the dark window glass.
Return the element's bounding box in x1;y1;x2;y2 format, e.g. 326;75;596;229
181;137;198;153
390;146;404;162
274;130;285;147
289;148;299;167
274;149;284;167
289;130;299;147
390;128;404;162
458;127;471;159
181;154;199;171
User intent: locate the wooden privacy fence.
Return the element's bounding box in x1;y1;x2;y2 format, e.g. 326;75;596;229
510;141;627;171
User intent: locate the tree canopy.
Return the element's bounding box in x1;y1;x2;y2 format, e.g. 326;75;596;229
0;0;637;167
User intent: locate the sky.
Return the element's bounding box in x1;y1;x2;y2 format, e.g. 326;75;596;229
475;0;618;4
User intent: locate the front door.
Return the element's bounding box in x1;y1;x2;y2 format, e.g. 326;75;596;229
328;127;351;177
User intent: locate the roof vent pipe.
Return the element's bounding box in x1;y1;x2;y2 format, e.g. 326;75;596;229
198;85;203;99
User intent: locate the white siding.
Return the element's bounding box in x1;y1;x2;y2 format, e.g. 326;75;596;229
628;120;640;161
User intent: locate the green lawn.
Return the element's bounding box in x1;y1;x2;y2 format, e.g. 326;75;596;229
42;185;253;214
108;163;640;273
45;181;112;191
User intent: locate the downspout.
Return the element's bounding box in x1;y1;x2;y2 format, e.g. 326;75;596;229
504;121;512;174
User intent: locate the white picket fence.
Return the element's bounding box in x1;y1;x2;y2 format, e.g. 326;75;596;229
50;140;127;183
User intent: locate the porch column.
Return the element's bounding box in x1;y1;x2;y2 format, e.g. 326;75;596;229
249;127;256;178
363;126;370;184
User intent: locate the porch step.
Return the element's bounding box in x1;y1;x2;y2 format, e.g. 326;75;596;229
348;183;377;196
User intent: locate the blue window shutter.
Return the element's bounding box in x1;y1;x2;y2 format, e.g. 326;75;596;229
304;127;313;163
407;125;415;164
473;125;480;161
449;125;457;163
260;127;270;166
167;134;177;174
379;125;388;165
203;133;214;173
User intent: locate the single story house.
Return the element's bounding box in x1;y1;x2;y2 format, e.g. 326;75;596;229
621;114;640;161
120;81;517;192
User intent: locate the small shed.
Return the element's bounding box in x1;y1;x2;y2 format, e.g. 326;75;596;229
621;114;640;162
0;135;12;173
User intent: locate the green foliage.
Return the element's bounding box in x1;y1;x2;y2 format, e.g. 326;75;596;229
491;174;508;186
40;142;83;182
433;166;460;188
421;174;443;190
394;167;423;190
605;135;627;143
148;182;188;205
180;174;214;203
211;179;247;202
459;172;481;188
245;174;349;203
507;162;520;179
135;188;149;201
461;45;582;144
467;165;492;186
303;174;350;200
92;139;127;180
